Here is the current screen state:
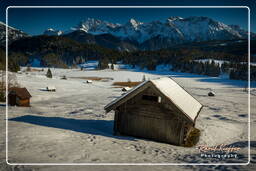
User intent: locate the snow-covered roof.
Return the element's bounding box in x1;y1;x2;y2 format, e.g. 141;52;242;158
9;87;32;99
104;77;203;122
122;87;132;91
151;77;203;122
46;86;56;90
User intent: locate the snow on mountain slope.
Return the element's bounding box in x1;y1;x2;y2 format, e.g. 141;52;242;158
228;24;253;38
70;16;250;43
44;28;63;36
0;21;29;45
168;17;242;41
73;18;120;34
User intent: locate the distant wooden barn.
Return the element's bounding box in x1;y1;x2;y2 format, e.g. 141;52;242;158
104;77;203;146
46;86;56;92
8;87;32;107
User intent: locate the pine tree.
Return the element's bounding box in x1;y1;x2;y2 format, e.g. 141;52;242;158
46;68;52;78
142;75;146;82
111;63;114;70
229;69;237;80
98;58;109;69
221;62;229;73
26;65;31;72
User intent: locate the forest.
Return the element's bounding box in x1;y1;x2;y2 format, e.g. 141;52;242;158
0;35;255;81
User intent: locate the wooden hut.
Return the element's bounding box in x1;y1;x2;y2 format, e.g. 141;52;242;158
104;77;203;146
121;87;131;92
86;80;93;84
8;87;32;107
46;86;56;92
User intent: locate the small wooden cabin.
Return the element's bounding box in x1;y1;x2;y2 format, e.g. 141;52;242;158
122;87;131;92
8;87;32;107
86;80;93;84
104;77;203;146
46;86;56;92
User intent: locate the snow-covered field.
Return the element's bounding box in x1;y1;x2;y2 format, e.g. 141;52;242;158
0;67;256;171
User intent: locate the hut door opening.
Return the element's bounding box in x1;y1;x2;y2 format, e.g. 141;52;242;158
9;94;16;106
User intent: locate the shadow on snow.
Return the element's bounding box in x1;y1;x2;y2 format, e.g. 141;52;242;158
129;69;256;88
9;115;136;141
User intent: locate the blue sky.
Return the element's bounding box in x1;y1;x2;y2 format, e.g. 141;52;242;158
0;0;255;35
6;7;249;35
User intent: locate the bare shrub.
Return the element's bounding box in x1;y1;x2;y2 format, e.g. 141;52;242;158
184;127;201;147
0;71;19;102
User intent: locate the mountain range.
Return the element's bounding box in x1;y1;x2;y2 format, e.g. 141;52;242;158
43;16;253;50
0;16;254;51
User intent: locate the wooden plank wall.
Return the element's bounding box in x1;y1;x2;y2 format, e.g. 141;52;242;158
115;87;190;145
18;99;30;107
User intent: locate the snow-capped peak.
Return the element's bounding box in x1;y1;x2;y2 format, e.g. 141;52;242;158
51;16;252;44
168;16;183;22
127;18;143;29
44;28;63;36
74;18;119;33
47;28;55;31
0;21;29;45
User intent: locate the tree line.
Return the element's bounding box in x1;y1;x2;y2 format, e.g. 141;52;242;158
1;35;254;81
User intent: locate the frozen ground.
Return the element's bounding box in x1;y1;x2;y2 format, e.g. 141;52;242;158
0;67;256;171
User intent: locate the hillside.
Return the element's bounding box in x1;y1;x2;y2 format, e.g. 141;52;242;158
8;35;118;68
0;21;29;47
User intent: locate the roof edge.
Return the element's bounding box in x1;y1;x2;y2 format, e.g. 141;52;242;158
104;80;150;112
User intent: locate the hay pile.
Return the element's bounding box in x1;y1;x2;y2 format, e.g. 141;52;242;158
184;127;201;147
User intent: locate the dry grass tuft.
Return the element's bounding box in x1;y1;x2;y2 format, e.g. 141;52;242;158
184;127;201;147
112;81;141;87
30;68;43;72
70;76;113;81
